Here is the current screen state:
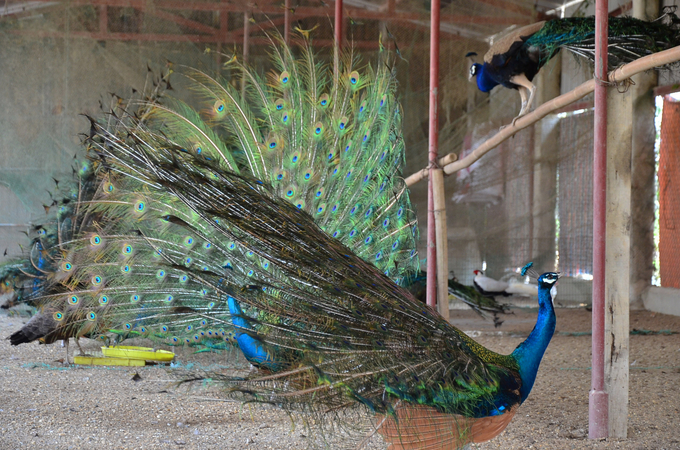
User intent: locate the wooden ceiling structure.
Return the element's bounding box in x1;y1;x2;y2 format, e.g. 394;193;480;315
3;0;568;47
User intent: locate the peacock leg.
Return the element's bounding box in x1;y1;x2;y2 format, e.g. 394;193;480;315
509;73;537;119
75;337;85;356
64;338;71;365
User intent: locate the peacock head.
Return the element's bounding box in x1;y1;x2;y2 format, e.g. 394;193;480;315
468;62;499;93
537;272;559;289
469;63;481;81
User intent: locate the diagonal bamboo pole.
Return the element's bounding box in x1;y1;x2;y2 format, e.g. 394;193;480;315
404;45;680;186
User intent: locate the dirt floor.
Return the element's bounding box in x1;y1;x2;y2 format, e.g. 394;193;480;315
1;306;679;450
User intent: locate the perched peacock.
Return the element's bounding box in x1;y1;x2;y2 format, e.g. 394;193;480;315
468;9;680;117
2;34;557;448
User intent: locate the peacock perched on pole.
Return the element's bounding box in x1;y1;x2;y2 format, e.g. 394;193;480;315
468;9;680;118
2;33;556;448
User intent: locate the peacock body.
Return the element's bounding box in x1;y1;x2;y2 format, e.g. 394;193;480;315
19;121;557;447
469;10;680;116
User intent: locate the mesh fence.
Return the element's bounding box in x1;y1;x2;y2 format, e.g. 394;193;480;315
558;109;594;277
0;0;638;306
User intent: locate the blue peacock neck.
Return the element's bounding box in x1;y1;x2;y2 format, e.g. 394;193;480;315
511;276;557;403
474;64;500;93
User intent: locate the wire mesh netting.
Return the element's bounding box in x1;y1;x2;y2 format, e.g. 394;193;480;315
0;0;666;308
558;109;594;277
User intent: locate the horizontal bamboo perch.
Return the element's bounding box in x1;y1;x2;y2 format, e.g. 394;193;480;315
404;45;680;187
407;152;458;185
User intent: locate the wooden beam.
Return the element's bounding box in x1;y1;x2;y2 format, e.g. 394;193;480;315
604;85;631;439
531;54;560;271
22;0;528;25
148;8;218;35
7;29;388;48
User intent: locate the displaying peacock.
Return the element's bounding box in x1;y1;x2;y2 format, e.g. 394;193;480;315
5;34;511;365
468;9;680;118
1;33;558;448
6;34;424;356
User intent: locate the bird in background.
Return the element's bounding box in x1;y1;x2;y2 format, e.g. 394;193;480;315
473;269;513;297
406;271;510;318
0;32;561;448
467;10;680;119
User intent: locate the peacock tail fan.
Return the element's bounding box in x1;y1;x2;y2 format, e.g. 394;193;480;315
142;32;419;286
7;32;421;354
23;112;521;447
526;9;680;68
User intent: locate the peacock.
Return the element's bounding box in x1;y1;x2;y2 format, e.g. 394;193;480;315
406;271;510;318
468;9;680;118
4;35;510;364
2;33;558;448
5;34;423;357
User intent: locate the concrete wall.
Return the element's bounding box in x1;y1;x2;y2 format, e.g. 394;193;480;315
0;32;214;257
643;286;680;316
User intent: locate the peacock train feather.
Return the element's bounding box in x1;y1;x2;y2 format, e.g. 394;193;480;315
21;111;557;449
6;33;448;356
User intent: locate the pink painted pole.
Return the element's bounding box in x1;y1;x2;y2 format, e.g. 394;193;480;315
589;0;609;439
335;0;343;48
426;0;440;310
284;0;291;44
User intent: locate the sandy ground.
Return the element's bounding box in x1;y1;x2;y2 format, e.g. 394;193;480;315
1;307;679;450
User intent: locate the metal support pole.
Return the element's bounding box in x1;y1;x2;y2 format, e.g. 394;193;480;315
335;0;343;48
284;0;291;44
426;0;440;311
590;0;609;439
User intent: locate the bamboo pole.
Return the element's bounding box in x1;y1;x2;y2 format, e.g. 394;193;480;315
432;168;450;320
404;45;680;186
426;0;441;312
405;152;457;186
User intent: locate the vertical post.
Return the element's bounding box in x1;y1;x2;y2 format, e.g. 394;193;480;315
427;0;441;312
284;0;291;44
590;0;609;440
432;170;449;320
629;0;659;308
532;54;560;271
216;6;229;68
604;82;632;440
335;0;343;49
99;5;107;33
242;11;251;96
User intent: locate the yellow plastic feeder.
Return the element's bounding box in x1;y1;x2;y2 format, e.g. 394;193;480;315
101;346;175;362
74;355;146;366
